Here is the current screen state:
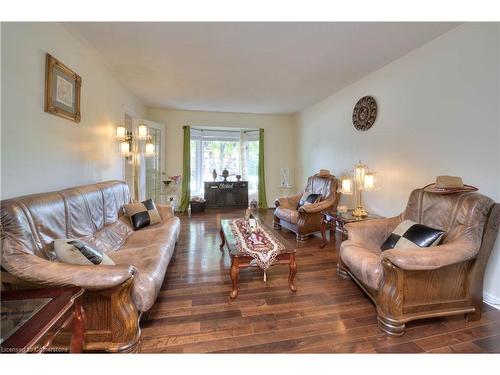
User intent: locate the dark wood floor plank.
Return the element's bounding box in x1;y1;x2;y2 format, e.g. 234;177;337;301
139;208;500;353
473;334;500;353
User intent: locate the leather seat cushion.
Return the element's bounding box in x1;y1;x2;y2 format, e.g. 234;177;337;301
109;216;181;311
340;240;383;290
275;206;299;224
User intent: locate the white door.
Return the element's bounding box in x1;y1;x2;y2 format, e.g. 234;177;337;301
141;120;166;202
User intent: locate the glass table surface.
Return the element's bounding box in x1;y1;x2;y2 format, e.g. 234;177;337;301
0;298;51;344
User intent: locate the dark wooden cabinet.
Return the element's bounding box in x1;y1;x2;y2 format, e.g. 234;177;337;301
204;181;249;208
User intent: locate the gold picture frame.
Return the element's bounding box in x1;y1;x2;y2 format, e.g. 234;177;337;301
44;53;82;123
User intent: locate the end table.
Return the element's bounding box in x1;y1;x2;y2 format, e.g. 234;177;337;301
320;210;382;248
1;287;85;353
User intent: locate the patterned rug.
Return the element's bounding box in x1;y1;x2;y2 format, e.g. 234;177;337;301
230;218;286;270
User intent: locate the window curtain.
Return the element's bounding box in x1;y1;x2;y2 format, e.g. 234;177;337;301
179;125;191;212
257;128;268;208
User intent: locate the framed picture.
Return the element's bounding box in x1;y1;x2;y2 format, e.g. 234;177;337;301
44;53;81;123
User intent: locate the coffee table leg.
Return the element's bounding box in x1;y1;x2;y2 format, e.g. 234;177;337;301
288;253;297;292
219;229;226;252
229;257;239;299
320;219;327;248
70;295;85;353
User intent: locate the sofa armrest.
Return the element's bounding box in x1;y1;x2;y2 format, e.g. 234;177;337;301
2;251;136;290
346;215;402;249
275;192;303;209
381;240;478;271
157;204;175;221
298;199;333;214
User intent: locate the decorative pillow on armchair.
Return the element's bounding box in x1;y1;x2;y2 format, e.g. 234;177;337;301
54;239;115;265
381;220;445;251
123;198;162;230
296;192;322;210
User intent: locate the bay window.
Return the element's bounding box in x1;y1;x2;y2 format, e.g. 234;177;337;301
190;128;259;201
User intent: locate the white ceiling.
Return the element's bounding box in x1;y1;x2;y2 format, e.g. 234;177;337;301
66;22;460;114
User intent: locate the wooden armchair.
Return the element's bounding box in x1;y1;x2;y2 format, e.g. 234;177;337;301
274;171;340;241
338;188;500;336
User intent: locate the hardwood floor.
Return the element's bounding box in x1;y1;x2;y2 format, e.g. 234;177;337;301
140;208;500;353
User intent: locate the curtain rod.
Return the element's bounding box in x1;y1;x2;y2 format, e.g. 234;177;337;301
190;127;259;133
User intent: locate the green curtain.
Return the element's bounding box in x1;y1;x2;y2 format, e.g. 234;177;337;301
178;126;191;212
257;128;268;208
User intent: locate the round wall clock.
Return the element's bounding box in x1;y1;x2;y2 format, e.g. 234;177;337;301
352;96;377;131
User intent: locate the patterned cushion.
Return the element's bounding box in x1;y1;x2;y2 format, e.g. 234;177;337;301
297;193;322;210
54;239;115;265
123;199;162;230
381;220;445;251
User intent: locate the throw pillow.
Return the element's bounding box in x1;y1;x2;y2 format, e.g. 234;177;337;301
54;239;115;265
123;198;162;230
380;220;445;251
297;192;322;210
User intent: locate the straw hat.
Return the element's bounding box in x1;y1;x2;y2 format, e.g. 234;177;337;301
423;176;477;194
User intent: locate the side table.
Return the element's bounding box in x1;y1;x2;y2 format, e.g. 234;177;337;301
320;210;382;248
1;287;85;353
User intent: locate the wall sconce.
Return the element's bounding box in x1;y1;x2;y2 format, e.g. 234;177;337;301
116;124;154;162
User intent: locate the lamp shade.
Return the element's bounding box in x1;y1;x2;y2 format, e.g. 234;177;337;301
145;141;155;157
116;125;126;140
355;162;367;185
138;124;148;140
341;177;353;194
120;141;130;155
364;173;375;191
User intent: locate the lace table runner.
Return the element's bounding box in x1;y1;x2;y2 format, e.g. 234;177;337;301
229;218;286;270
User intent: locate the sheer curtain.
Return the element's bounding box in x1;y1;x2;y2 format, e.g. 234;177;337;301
242;130;259;203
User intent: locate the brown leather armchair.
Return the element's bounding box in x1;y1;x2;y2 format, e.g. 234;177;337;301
338;188;500;336
274;171;340;241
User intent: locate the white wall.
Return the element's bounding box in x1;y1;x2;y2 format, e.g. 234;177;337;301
295;23;500;304
147;108;297;207
1;22;146;199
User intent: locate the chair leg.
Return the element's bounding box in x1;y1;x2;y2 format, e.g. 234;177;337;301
336;263;351;279
466;306;482;322
296;233;308;242
273;216;281;229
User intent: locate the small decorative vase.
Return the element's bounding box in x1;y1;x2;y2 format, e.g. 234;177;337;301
236;174;241;181
212;169;217;181
222;168;229;182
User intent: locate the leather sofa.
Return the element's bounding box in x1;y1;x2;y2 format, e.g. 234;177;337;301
0;180;180;352
274;171;340;241
338;188;500;336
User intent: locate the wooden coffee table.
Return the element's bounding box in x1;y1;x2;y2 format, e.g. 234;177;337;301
219;218;297;299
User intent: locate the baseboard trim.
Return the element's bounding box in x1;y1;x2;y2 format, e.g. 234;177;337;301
484;292;500;310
